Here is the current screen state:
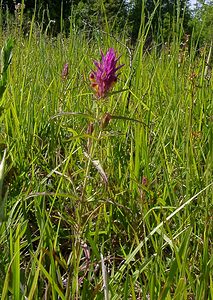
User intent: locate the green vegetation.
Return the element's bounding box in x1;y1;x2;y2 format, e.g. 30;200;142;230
191;0;213;45
0;2;212;299
0;0;193;41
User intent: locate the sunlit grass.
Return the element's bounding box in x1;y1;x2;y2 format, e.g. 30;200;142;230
0;13;212;299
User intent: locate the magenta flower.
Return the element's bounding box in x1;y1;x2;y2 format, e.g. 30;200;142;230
89;48;124;98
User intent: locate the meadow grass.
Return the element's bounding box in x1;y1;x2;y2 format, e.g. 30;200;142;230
0;13;212;300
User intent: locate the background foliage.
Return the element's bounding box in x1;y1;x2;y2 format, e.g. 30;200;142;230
0;0;212;45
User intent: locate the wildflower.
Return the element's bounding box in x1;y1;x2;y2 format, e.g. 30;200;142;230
142;176;148;186
189;72;197;80
15;3;25;11
89;48;124;98
62;63;69;80
101;112;112;129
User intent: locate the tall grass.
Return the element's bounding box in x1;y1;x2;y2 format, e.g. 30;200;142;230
0;5;212;299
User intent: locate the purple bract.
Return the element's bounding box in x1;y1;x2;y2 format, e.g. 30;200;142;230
90;48;124;98
62;63;69;80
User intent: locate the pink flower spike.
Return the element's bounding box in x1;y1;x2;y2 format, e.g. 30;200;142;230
62;63;69;80
89;48;124;99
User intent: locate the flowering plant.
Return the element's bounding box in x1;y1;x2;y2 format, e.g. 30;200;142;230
89;48;124;99
61;63;69;80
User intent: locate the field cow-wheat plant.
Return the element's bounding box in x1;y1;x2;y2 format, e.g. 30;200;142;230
0;2;212;300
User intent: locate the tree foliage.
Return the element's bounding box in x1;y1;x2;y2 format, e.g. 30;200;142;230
191;0;213;44
129;0;192;43
0;0;212;45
